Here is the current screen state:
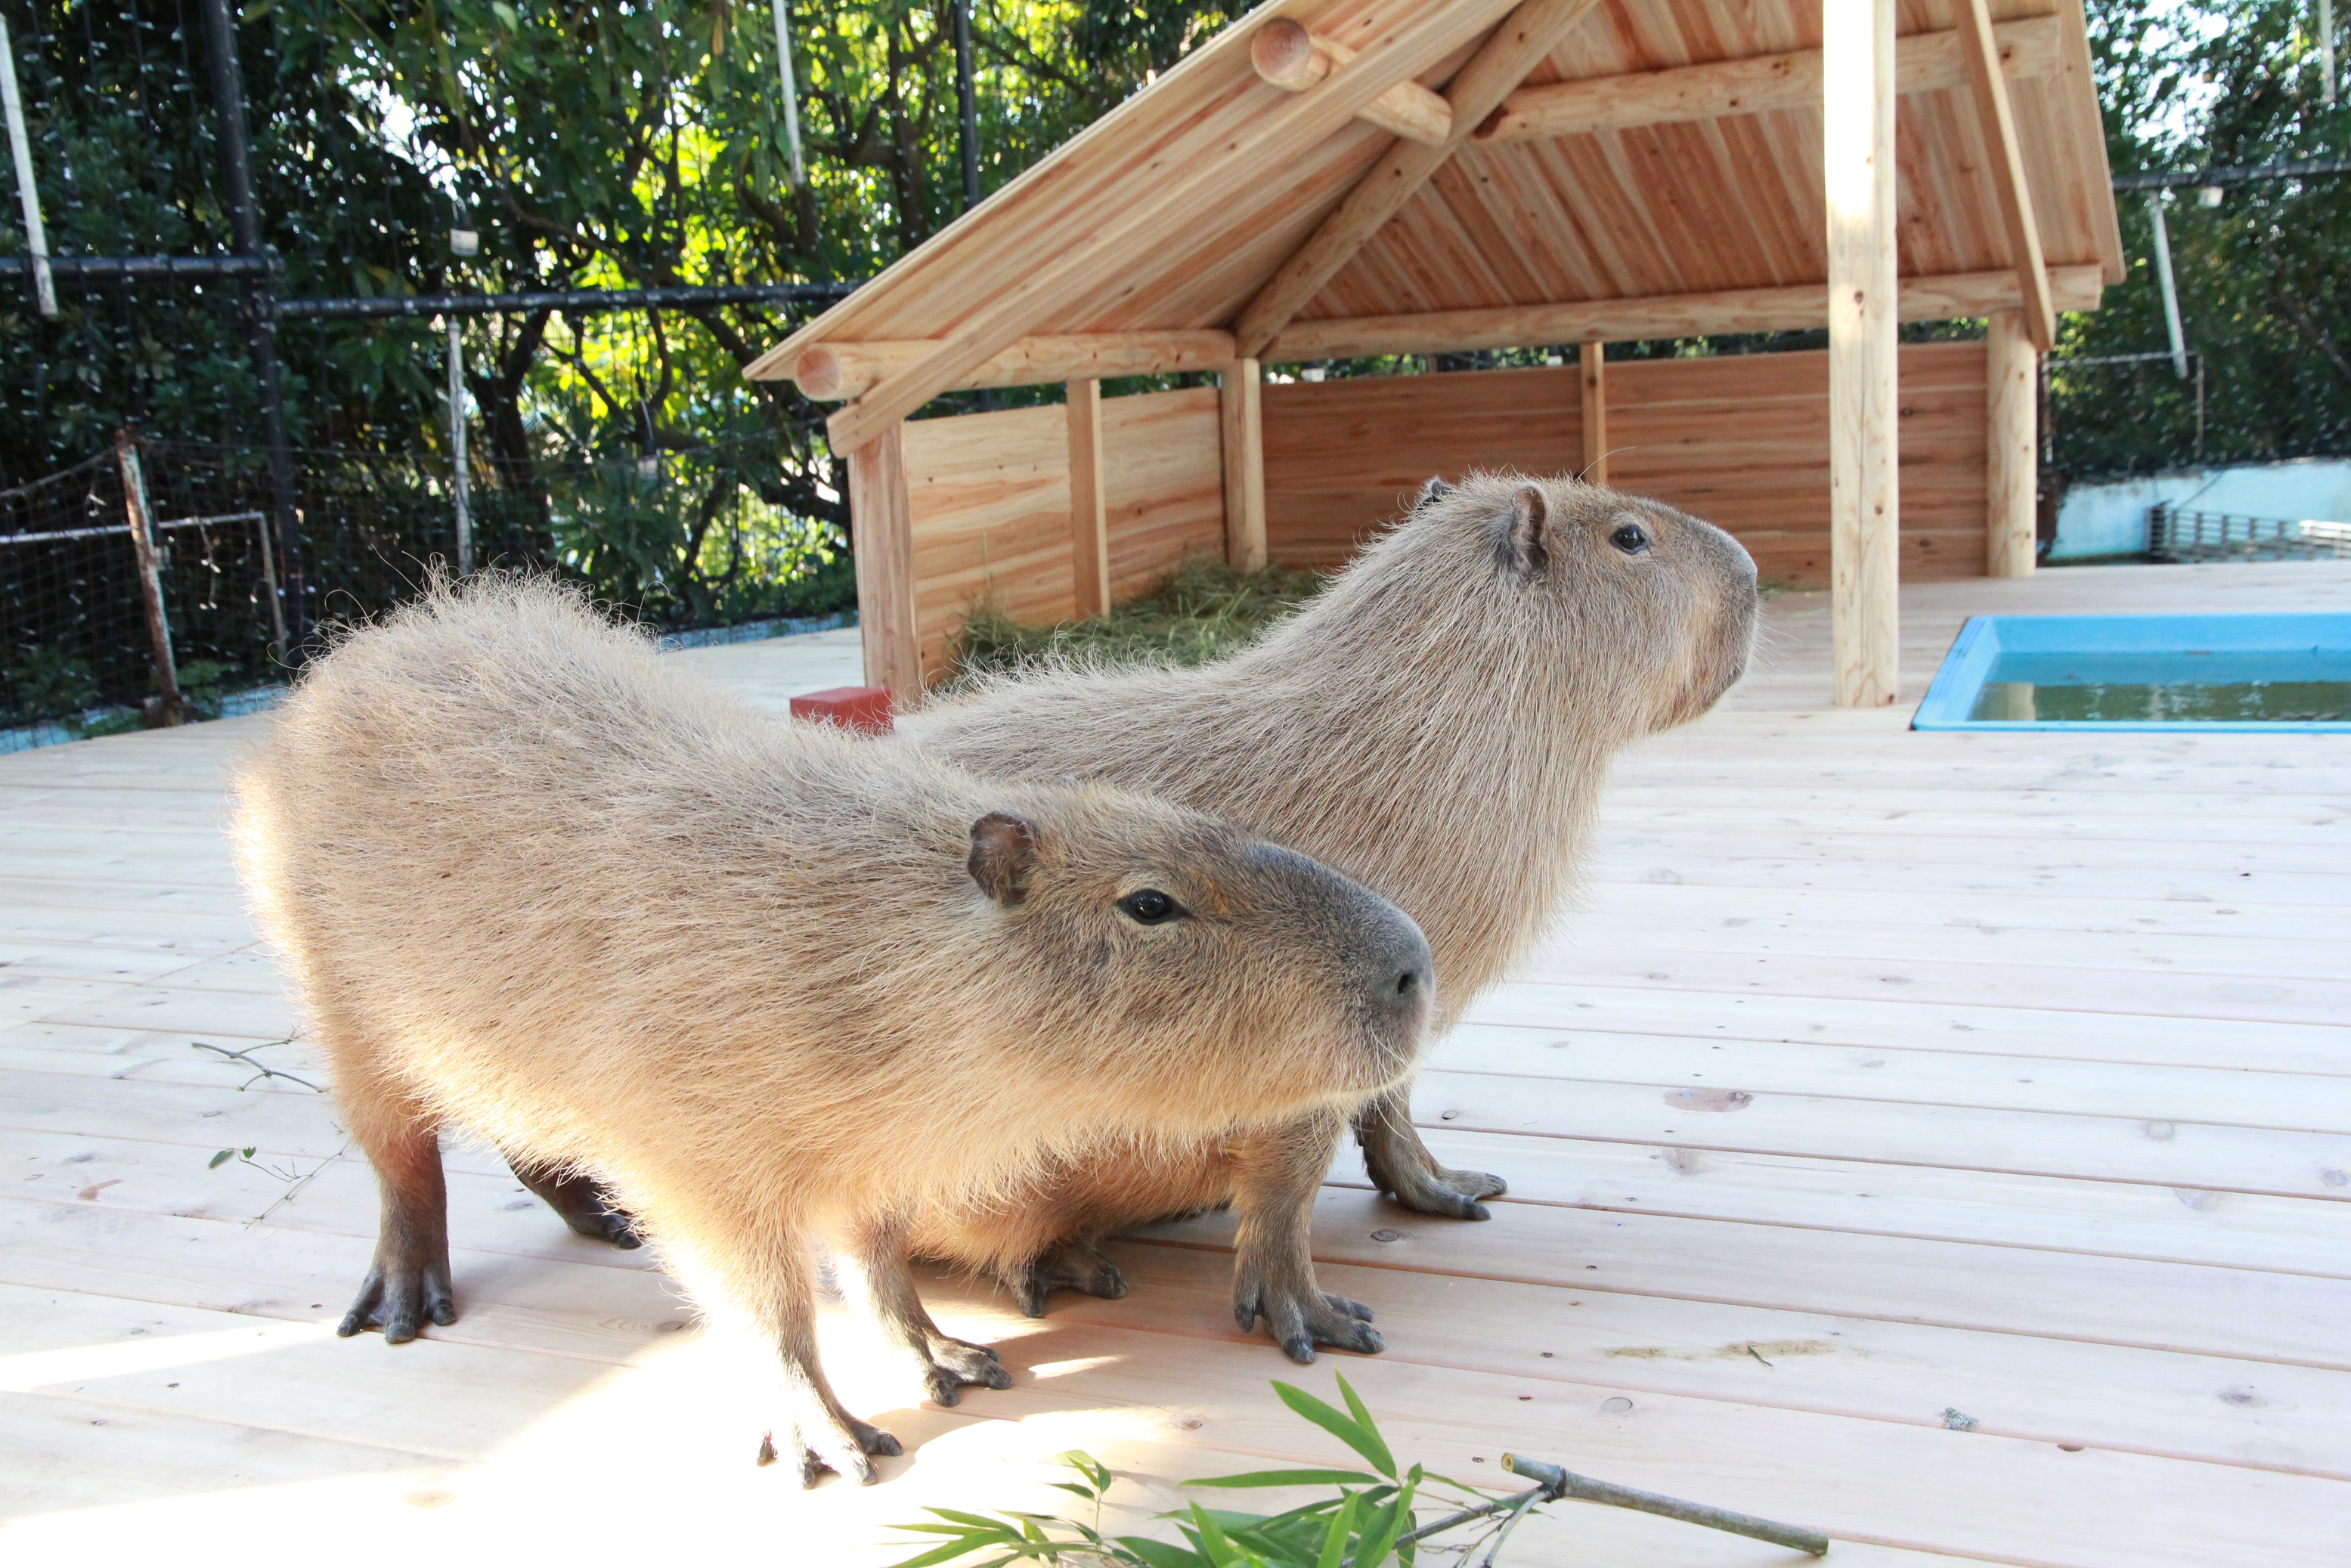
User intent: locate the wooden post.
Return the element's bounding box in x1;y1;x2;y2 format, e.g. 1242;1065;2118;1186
1825;0;1900;709
847;424;918;704
1220;358;1266;573
1067;378;1110;615
1578;342;1608;485
115;429;184;727
1984;311;2038;578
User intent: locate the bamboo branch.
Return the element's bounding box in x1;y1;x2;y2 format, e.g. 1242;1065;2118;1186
1501;1453;1830;1556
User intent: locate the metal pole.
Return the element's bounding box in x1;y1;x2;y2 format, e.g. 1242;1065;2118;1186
200;0;304;649
2145;192;2188;380
2323;0;2337;107
0;14;54;318
117;431;185;727
953;0;980;210
769;0;804;186
448;317;472;575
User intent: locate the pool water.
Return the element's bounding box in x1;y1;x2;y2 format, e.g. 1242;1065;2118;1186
1968;649;2351;724
1915;613;2351;733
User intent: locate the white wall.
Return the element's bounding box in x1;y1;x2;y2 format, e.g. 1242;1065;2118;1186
2050;457;2351;560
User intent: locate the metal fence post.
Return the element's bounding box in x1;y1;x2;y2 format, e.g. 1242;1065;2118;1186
200;0;304;652
116;430;184;727
448;315;472;575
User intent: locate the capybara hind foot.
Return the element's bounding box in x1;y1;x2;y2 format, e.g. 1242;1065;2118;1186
507;1155;643;1250
1373;1156;1507;1221
1358;1100;1506;1222
1001;1238;1129;1317
915;1335;1013;1406
1234;1276;1381;1365
758;1413;903;1487
337;1250;455;1343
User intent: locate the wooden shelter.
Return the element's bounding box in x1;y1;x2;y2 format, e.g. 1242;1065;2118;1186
750;0;2123;707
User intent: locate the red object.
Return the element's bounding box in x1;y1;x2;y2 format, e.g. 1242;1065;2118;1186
789;685;894;735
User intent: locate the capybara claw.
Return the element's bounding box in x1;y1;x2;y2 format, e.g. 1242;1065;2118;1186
998;1238;1127;1317
1374;1160;1507;1222
1236;1283;1386;1359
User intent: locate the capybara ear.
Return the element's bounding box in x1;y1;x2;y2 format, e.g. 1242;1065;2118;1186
967;812;1040;906
1503;483;1550;576
1414;476;1452;511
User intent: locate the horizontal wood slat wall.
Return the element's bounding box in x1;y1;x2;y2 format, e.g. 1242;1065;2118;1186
903;387;1226;680
1261;341;1990;584
1262;364;1584;569
1101;387;1227;600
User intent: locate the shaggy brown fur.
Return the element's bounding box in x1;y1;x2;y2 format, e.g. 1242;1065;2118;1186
891;475;1758;1310
232;578;1433;1484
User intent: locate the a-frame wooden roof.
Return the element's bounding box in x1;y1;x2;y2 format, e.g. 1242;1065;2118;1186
751;0;2121;451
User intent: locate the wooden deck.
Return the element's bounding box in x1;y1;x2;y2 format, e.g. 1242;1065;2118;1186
4;562;2347;1565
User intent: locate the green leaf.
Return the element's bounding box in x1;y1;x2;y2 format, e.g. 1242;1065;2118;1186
1315;1492;1360;1568
1187;1469;1381;1489
1352;1496;1404;1568
881;1537;996;1568
1272;1382;1396;1480
208;1149;234;1169
1333;1374;1397;1479
1120;1539;1210;1568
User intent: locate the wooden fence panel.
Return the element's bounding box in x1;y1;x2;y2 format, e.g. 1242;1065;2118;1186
900;386;1227;682
1262;365;1581;568
1261;342;1988;585
1102;386;1226;599
903;402;1072;680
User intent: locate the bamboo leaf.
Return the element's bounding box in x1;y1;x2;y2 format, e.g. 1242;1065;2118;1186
1272;1381;1395;1480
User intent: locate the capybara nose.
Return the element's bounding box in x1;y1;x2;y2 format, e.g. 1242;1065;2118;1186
1374;924;1436;1023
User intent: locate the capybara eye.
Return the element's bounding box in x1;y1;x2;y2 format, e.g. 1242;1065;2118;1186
1611;523;1651;555
1118;888;1182;925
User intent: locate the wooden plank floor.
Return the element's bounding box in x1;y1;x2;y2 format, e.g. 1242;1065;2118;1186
3;562;2346;1565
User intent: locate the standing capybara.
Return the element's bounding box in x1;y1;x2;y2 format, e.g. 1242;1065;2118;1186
232;577;1433;1483
886;474;1758;1315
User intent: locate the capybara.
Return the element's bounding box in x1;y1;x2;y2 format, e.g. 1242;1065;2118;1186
231;578;1433;1483
889;474;1758;1312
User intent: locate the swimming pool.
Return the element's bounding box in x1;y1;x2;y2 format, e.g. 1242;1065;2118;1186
1913;613;2351;732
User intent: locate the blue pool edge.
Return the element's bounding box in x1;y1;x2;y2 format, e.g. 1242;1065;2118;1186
1911;614;2351;733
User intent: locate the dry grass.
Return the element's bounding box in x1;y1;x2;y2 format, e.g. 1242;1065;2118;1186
948;556;1324;681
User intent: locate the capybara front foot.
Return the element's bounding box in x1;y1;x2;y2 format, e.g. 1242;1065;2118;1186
758;1412;903;1487
1234;1278;1381;1365
1000;1238;1129;1317
336;1250;455;1343
916;1335;1013;1406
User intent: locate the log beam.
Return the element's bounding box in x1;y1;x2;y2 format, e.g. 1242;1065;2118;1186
848;423;919;702
1067;378;1110;615
1259;265;2104;361
1578;342;1607;485
1984;311;2040;578
1476;14;2062;145
1956;0;2056;349
1220;358;1267;572
1251;18;1453;147
1826;0;1900;710
824;0;1520;456
1231;0;1607;361
768;330;1235;401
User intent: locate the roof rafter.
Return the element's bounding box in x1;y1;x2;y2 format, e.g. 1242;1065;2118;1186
1956;0;2057;349
1228;0;1609;361
822;0;1520;456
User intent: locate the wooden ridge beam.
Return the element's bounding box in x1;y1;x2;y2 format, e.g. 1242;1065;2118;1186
823;0;1521;455
1260;265;2105;361
1956;0;2056;350
1230;0;1608;361
773;330;1234;401
1250;18;1452;147
1476;14;2062;145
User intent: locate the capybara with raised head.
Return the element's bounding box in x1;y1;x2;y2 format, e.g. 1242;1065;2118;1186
232;577;1433;1483
889;474;1758;1314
